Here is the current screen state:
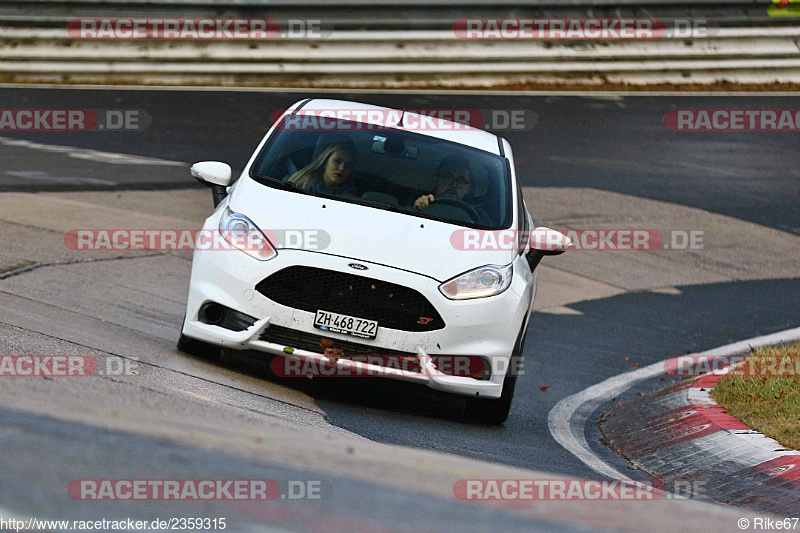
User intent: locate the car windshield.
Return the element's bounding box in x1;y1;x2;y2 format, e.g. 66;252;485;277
249;118;511;229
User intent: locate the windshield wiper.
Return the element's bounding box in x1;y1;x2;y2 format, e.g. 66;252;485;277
254;174;310;194
256;175;418;214
359;200;408;214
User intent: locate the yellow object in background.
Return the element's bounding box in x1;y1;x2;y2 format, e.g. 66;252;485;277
768;0;800;17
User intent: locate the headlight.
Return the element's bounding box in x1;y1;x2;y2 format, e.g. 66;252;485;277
218;207;277;261
439;264;513;300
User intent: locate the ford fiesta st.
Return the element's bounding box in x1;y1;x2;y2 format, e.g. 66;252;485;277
178;99;570;424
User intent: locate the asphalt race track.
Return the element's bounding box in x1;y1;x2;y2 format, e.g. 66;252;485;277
1;86;798;529
318;277;800;474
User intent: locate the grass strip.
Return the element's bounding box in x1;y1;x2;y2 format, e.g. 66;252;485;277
711;341;800;450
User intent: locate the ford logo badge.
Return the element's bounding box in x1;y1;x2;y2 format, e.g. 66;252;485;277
348;263;368;271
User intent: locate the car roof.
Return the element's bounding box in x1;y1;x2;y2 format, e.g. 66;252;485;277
292;99;502;156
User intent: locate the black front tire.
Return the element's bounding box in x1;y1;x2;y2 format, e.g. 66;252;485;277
463;325;527;425
464;374;517;425
177;333;221;360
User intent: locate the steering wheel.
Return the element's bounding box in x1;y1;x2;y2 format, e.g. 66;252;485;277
431;196;481;223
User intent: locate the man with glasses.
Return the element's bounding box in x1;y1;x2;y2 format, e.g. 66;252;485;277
413;154;473;211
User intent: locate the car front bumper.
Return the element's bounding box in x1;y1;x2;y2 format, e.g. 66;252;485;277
181;223;535;400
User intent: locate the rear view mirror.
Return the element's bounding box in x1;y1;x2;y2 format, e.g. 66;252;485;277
525;227;572;271
371;135;418;159
191;161;232;207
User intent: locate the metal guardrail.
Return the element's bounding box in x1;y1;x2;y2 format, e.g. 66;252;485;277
1;27;799;87
0;1;798;87
0;0;794;29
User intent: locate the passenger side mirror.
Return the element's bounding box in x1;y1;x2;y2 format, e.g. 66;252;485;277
525;227;572;271
191;161;232;207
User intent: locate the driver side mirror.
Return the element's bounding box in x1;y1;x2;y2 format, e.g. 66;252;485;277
191;161;232;207
525;227;572;271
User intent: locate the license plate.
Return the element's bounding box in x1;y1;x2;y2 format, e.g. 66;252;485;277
314;310;378;339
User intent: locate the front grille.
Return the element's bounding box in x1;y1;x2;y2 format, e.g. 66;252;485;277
255;266;445;332
260;325;489;380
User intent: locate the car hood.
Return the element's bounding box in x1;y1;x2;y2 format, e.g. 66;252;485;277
229;176;516;282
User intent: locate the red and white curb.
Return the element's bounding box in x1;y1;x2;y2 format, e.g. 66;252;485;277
600;373;799;514
549;326;800;514
688;372;800;481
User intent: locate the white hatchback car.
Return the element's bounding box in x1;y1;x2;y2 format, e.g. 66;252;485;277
179;99;570;424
